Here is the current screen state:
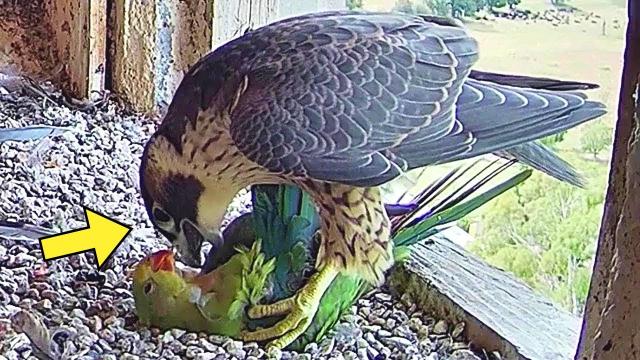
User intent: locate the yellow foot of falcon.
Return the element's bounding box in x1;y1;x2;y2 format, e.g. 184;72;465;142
241;264;339;349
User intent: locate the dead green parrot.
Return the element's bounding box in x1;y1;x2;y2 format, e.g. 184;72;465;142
132;159;531;349
131;240;274;338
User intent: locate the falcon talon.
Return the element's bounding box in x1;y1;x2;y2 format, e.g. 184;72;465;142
247;297;296;319
240;264;339;347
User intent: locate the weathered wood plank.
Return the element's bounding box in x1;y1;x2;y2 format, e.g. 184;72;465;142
44;0;106;99
278;0;346;19
154;0;215;108
211;0;347;48
212;0;279;46
88;0;107;97
389;227;581;360
110;0;156;112
108;0;347;112
575;0;640;357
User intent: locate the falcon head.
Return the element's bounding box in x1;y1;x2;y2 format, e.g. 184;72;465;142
139;133;224;268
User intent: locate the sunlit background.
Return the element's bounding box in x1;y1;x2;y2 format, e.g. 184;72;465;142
354;0;625;316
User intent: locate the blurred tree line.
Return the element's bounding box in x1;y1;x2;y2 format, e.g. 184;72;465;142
392;0;522;18
347;0;364;10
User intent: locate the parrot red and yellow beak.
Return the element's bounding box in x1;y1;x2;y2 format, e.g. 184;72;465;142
148;250;176;272
128;249;188;282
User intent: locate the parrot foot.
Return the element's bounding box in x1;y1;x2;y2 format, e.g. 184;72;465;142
240;264;339;349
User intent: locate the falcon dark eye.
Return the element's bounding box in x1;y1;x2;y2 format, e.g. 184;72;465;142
143;281;154;295
153;207;172;224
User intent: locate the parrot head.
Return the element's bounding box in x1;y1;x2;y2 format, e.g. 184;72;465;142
132;249;192;327
139;133;230;268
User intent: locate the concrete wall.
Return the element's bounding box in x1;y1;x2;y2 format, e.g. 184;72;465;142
116;0;346;112
155;0;214;109
151;0;347;110
1;0;346;109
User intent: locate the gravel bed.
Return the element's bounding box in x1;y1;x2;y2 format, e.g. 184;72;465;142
0;79;493;360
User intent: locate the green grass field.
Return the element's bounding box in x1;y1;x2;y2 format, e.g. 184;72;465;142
467;0;625;151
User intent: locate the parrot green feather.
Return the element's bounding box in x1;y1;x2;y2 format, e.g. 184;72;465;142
228;240;277;320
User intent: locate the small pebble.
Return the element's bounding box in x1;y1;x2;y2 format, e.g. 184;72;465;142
186;345;205;358
223;339;246;359
451;322;465;339
303;342;318;354
382;336;413;348
209;335;228;345
196;354;217;360
319;337;335;355
343;351;358;360
433;320;449;335
449;350;482;360
267;347;282;360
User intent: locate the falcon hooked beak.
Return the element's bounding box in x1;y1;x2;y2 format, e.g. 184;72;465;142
171;217;211;268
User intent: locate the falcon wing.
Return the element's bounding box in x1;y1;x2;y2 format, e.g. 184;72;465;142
192;11;604;187
224;12;476;186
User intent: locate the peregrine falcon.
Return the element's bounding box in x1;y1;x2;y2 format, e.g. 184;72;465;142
139;11;606;349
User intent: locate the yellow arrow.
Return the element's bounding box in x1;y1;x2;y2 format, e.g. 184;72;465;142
39;207;132;270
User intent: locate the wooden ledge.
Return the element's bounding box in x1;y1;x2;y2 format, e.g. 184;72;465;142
388;226;581;360
45;0;107;99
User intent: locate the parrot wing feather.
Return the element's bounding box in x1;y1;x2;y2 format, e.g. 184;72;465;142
228;239;276;320
392;161;532;252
